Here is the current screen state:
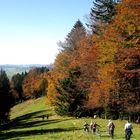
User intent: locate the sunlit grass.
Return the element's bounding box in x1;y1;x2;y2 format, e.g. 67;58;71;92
0;97;139;140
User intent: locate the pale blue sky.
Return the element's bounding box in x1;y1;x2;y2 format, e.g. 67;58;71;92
0;0;93;65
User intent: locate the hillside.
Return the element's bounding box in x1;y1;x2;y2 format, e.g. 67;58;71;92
10;97;54;120
0;97;139;140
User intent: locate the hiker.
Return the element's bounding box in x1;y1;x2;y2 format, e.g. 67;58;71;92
42;114;49;120
124;121;133;140
84;121;89;132
90;121;100;134
107;120;115;139
136;116;140;123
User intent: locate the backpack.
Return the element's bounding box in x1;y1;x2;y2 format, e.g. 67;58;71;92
92;123;97;128
109;123;115;130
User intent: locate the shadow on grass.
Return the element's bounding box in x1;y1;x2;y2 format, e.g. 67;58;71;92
13;109;48;121
0;110;72;130
0;110;45;130
0;127;80;140
0;110;79;140
10;119;65;130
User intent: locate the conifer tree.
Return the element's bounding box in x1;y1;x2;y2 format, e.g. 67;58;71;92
47;20;87;106
88;0;120;34
11;72;26;102
66;20;86;50
58;20;86;52
55;67;86;117
0;70;14;123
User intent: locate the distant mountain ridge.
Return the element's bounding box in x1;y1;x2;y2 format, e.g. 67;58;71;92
0;64;52;79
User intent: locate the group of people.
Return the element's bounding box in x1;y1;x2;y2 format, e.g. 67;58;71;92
84;120;133;140
83;121;101;136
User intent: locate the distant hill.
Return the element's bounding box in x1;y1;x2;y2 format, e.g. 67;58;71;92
0;64;52;79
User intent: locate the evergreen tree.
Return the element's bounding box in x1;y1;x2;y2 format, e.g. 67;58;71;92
47;20;87;106
66;20;86;49
59;20;86;52
55;67;86;117
88;0;120;34
11;72;26;102
54;20;86;81
0;70;14;124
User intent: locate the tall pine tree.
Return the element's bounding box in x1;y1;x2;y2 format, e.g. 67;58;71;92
11;72;26;102
47;20;87;106
58;20;86;52
0;70;14;124
88;0;120;34
55;67;86;117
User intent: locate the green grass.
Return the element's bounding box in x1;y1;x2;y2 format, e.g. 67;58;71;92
0;97;140;140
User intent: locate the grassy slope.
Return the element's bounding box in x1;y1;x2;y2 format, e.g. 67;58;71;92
0;97;139;140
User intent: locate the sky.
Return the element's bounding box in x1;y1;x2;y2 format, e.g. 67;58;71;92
0;0;93;65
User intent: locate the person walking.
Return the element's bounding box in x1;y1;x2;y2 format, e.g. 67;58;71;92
90;121;100;134
84;121;89;132
107;120;115;139
124;121;133;140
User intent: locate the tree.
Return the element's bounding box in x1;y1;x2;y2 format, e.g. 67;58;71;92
85;0;140;120
47;20;87;105
87;0;120;34
0;70;14;124
55;67;86;117
111;0;140;121
11;72;26;102
69;34;98;93
89;0;140;120
55;20;86;75
23;67;49;99
66;20;86;51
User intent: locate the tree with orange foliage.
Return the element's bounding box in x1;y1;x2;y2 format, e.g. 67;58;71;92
47;0;140;120
87;0;140;120
23;67;49;99
47;20;87;106
110;0;140;121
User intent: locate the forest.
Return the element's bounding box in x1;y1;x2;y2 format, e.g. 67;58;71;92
0;0;140;126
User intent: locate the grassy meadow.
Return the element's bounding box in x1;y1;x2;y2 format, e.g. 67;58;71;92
0;97;139;140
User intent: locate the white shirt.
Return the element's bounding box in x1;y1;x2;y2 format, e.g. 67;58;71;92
107;121;112;127
124;122;132;130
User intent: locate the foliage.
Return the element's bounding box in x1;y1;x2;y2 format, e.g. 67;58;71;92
11;72;27;102
87;0;120;34
22;67;49;99
47;20;87;106
0;69;14;123
45;0;140;121
55;68;86;117
87;0;140;120
111;0;140;120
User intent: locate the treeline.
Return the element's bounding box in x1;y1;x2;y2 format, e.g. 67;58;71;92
46;0;140;121
0;67;49;124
